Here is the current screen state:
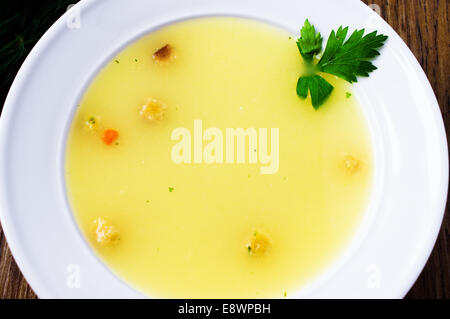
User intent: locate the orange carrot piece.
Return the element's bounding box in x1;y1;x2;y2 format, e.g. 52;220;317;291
102;129;119;145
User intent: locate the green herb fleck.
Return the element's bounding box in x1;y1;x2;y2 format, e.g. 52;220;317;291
88;117;96;125
169;187;174;193
247;246;251;253
114;59;119;64
346;92;352;98
296;19;388;109
288;36;292;40
284;291;287;297
134;58;138;62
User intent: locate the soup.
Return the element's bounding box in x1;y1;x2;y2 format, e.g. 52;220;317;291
65;17;372;298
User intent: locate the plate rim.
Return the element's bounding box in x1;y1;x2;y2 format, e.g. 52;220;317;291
0;0;448;298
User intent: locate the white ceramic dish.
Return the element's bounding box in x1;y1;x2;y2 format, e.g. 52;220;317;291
0;0;447;298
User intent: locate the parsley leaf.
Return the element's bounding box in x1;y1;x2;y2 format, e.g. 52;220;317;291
297;75;333;109
317;27;388;83
296;20;388;109
296;19;323;62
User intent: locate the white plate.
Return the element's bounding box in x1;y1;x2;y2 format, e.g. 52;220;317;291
0;0;447;298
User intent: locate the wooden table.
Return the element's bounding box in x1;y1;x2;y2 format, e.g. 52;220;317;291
0;0;448;299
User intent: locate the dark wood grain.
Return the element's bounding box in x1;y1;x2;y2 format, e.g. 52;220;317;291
0;225;37;298
0;0;448;299
360;0;450;300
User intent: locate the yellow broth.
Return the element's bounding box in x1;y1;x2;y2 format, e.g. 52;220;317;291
65;17;373;298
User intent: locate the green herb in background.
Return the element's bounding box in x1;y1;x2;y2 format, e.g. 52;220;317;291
296;19;388;109
0;0;79;108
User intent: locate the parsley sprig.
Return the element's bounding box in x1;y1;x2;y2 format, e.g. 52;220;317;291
296;20;388;109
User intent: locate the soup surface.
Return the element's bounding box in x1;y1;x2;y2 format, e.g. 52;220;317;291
65;17;372;298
